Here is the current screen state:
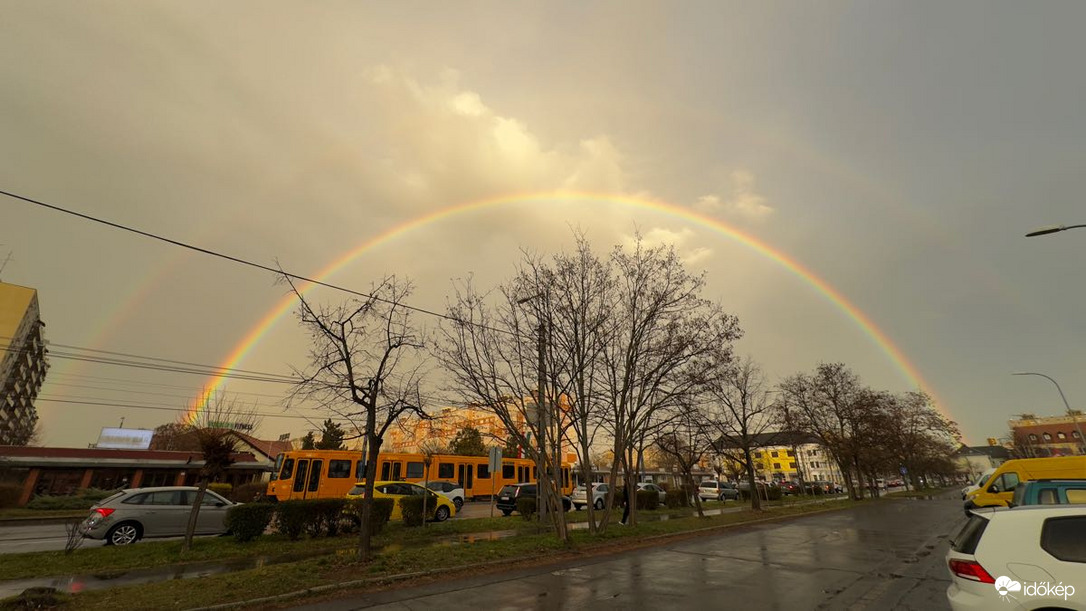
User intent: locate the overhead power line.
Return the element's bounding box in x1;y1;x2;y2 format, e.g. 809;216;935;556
1;188;521;338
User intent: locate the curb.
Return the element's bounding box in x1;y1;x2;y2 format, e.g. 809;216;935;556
187;500;857;611
0;516;83;527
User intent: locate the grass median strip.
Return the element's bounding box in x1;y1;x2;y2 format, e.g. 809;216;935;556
56;499;856;610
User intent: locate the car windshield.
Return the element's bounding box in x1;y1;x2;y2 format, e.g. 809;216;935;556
499;485;516;496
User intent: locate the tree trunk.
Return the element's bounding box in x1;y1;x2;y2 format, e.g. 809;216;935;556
181;478;209;554
685;471;705;517
579;440;597;534
358;433;382;561
744;447;761;511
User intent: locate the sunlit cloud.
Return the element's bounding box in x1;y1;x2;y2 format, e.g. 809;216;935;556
693;170;774;222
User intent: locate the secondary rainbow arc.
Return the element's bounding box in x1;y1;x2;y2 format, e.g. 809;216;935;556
189;191;947;424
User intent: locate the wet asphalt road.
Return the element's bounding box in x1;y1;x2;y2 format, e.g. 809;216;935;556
293;495;966;611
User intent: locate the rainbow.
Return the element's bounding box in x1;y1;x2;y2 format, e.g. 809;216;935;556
190;191;947;422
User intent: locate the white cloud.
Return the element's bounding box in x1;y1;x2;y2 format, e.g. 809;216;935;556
693;170;774;222
360;68;630;208
620;227;714;267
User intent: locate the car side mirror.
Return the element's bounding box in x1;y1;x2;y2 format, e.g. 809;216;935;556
987;485;999;493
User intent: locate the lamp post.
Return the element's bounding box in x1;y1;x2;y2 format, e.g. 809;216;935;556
1012;372;1086;455
1024;224;1086;237
516;293;549;522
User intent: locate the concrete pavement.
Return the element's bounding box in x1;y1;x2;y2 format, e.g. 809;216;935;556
291;496;966;610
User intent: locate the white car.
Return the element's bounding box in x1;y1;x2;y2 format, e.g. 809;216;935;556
961;468;996;500
637;482;667;503
425;481;466;511
946;505;1086;611
571;483;609;510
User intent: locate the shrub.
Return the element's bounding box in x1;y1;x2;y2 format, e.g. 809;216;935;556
658;482;671;492
399;495;426;527
636;489;658;511
273;500;311;541
766;485;783;501
25;488;114;511
225;503;275;542
230;482;267;503
208;483;233;498
345;497;394;535
0;483;22;509
516;496;537;520
664;489;688;509
303;498;347;537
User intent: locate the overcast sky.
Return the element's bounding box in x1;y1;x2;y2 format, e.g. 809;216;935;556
3;1;1086;448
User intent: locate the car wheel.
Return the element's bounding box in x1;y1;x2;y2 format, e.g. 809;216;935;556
719;494;726;502
574;504;583;511
105;522;142;546
453;497;463;511
434;506;450;522
501;509;512;517
594;499;604;510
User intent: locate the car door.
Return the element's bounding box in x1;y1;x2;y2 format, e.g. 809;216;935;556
196;491;232;534
153;490;192;537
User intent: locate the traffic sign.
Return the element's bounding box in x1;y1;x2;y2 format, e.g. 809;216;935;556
489;446;502;473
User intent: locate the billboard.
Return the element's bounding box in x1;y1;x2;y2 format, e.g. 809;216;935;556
96;427;153;450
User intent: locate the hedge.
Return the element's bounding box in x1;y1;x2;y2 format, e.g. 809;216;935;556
0;483;21;509
25;488;116;510
399;496;426;527
273;500;311;540
208;483;233;498
306;499;348;537
664;489;688;509
224;503;275;542
230;482;267;503
516;496;537;520
345;498;394;535
636;489;658;511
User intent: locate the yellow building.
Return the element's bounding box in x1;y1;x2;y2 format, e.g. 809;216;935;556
0;281;48;445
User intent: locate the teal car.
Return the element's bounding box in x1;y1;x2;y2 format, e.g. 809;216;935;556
1010;479;1086;507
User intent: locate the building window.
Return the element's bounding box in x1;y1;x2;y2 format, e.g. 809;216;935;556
1057;432;1067;440
1029;434;1038;441
773;463;780;470
1075;431;1082;439
1043;433;1053;441
786;450;795;457
771;451;779;458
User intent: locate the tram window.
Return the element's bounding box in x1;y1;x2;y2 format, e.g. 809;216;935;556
477;464;490;479
438;463;455;479
279;458;295;480
406;462;425;478
503;464;515;478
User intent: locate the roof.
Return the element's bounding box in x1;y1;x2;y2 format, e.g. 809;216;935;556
714;431;820;450
231;431;292;460
954;445;1011;460
0;445;267;470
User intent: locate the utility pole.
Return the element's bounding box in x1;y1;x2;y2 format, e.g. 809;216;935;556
536;319;549;523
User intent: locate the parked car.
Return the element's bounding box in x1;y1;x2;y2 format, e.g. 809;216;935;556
946;505;1086;611
777;481;799;495
346;481;455;522
698;481;739;502
637;482;667;503
571;483;610;510
961;468;995;500
79;486;237;546
965;456;1086;512
425;481;466;511
887;478;905;488
1010;479;1086;507
496;483;571;516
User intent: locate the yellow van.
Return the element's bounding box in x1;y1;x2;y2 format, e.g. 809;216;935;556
964;456;1086;512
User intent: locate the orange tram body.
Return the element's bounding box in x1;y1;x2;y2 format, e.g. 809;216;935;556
266;449;573;502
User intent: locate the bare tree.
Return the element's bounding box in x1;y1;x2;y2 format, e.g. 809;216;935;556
436;276;572;540
653;403;712;517
283;274;428;561
180;391;260;554
598;237;742;528
778;363;864;500
703;356;777;510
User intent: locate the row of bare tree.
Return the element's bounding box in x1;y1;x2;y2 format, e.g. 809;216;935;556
271;233;959;559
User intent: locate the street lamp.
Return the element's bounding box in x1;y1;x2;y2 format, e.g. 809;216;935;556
1012;372;1086;455
1024;224;1086;237
515;293;550;522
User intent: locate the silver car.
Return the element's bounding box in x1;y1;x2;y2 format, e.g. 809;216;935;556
571;483;610;510
79;486;237;545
